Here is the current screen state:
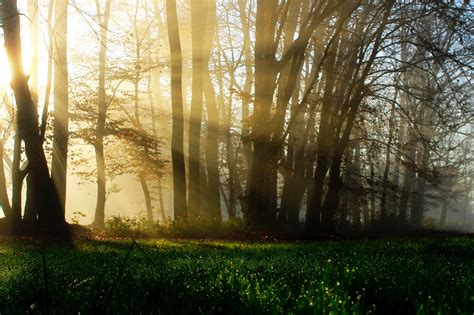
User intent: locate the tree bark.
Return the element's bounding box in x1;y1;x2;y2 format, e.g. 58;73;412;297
188;0;207;218
166;0;187;220
139;172;153;222
93;0;112;228
3;0;63;225
0;139;12;219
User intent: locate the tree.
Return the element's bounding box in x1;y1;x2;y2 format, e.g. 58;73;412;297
51;0;69;217
247;0;344;226
166;0;187;220
202;0;220;220
93;0;112;228
2;0;63;227
187;0;207;218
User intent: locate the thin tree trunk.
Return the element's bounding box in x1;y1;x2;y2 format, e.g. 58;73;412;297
379;104;395;221
51;0;69;217
411;143;429;227
166;0;187;220
0;140;12;219
368;150;377;222
93;0;112;228
226;75;236;219
399;131;416;223
28;0;39;104
203;73;221;220
157;177;166;223
237;0;253;200
352;140;361;226
139;172;153;222
11;119;22;223
40;0;55;141
132;2;153;222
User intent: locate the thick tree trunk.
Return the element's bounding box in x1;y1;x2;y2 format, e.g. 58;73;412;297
166;0;187;220
200;3;221;220
246;0;280;226
187;0;207;218
22;0;54;222
439;199;449;226
320;155;343;232
3;0;63;225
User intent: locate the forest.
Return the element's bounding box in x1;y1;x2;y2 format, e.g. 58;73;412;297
0;0;473;313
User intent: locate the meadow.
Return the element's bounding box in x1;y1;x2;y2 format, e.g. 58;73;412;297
0;237;472;314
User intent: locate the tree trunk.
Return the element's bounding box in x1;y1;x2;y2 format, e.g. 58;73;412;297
0;140;12;219
23;0;54;222
51;0;69;217
352;140;362;226
27;0;39;104
166;0;187;220
203;74;221;220
379;105;395;221
139;172;153;222
11;115;22;223
237;0;253;202
411;143;429;227
368;150;377;223
3;0;63;225
399;131;416;223
157;177;166;223
93;0;112;228
246;0;279;226
439;199;449;226
188;0;207;218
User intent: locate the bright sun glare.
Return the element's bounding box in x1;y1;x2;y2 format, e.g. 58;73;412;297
1;26;33;86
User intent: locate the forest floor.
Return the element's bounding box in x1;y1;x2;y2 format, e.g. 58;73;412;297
0;237;472;314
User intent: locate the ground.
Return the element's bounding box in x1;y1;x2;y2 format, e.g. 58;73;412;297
0;237;472;314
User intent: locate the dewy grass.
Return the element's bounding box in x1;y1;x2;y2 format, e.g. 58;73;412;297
0;238;472;314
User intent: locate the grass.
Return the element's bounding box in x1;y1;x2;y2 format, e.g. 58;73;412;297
0;237;472;314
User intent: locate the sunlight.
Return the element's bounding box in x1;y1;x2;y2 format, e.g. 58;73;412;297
0;36;32;86
0;49;11;86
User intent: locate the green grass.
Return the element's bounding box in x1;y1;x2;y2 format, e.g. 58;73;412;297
0;238;472;314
